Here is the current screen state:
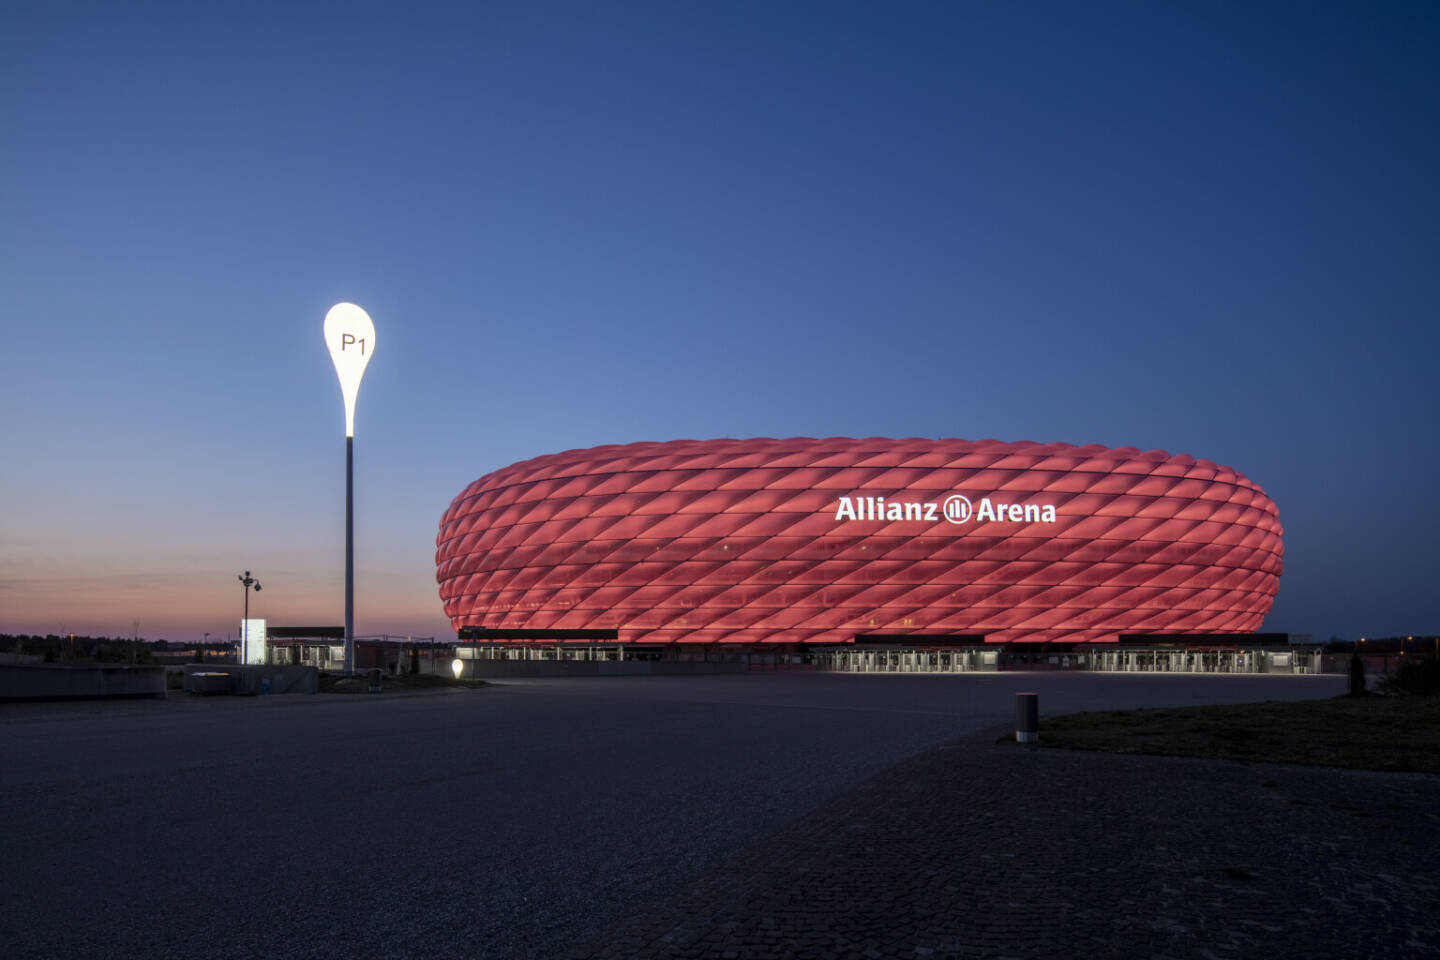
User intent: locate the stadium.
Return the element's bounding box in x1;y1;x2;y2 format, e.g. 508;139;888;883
435;437;1290;672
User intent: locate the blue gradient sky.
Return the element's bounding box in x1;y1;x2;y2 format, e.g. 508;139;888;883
2;1;1436;643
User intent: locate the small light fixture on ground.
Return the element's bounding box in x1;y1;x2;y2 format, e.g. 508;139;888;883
451;658;465;680
324;303;376;675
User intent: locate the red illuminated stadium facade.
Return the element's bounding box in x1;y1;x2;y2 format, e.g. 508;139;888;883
435;437;1283;647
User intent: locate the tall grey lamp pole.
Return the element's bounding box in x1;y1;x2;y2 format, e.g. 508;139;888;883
325;303;376;675
238;570;261;662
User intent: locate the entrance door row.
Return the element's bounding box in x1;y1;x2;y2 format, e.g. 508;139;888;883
813;649;997;673
1084;648;1320;674
811;647;1321;674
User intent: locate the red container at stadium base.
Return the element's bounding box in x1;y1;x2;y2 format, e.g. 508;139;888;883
435;437;1283;646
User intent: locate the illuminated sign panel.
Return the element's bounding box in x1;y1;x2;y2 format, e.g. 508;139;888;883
240;618;267;665
436;438;1283;646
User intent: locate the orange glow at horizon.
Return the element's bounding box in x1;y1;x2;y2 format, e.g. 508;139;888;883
2;559;450;641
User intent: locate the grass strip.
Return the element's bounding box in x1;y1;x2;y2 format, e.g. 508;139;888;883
1033;695;1440;774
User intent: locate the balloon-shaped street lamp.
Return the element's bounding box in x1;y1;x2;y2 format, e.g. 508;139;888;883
324;302;375;675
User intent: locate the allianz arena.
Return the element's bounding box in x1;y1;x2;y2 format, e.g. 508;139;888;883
434;437;1283;649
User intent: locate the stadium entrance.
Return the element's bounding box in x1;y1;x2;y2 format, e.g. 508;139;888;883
810;645;998;673
1083;645;1321;674
803;633;1324;675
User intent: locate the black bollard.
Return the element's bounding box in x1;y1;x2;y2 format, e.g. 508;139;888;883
1015;692;1039;743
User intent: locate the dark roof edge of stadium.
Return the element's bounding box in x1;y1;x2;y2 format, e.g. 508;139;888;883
457;627;621;641
1117;632;1295;646
269;626;346;639
851;632;987;645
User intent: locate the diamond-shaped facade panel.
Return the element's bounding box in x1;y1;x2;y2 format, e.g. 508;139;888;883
436;438;1283;645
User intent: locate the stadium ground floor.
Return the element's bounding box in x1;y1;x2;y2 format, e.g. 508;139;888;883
259;628;1329;676
450;637;1328;676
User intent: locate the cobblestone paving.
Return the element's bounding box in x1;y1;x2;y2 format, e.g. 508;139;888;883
563;732;1440;960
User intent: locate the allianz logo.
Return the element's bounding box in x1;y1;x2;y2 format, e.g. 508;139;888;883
833;494;1058;525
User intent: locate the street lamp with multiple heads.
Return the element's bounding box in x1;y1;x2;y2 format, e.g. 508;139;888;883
324;302;376;675
238;570;261;663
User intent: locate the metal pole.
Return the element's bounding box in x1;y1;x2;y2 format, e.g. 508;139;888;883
243;583;249;662
345;435;354;675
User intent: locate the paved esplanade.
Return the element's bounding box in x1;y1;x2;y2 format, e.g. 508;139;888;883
4;673;1430;960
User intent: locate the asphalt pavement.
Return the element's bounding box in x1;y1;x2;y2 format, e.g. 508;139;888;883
0;672;1351;959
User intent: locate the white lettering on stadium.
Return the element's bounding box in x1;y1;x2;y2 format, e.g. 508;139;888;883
833;495;1056;526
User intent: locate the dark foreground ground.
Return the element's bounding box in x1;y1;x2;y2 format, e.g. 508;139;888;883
561;729;1439;960
5;672;1433;959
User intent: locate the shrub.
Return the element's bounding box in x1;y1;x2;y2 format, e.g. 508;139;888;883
1348;651;1366;696
1379;657;1440;696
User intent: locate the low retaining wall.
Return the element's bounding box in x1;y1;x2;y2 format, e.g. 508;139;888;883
456;660;747;679
0;664;166;701
181;664;318;695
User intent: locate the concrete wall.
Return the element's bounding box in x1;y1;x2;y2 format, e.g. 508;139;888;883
455;659;747;679
181;664;318;695
0;664;166;701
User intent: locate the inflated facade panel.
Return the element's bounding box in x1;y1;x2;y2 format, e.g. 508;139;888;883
435;438;1283;645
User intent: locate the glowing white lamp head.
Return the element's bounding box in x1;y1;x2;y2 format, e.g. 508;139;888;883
324;302;376;437
451;657;465;680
